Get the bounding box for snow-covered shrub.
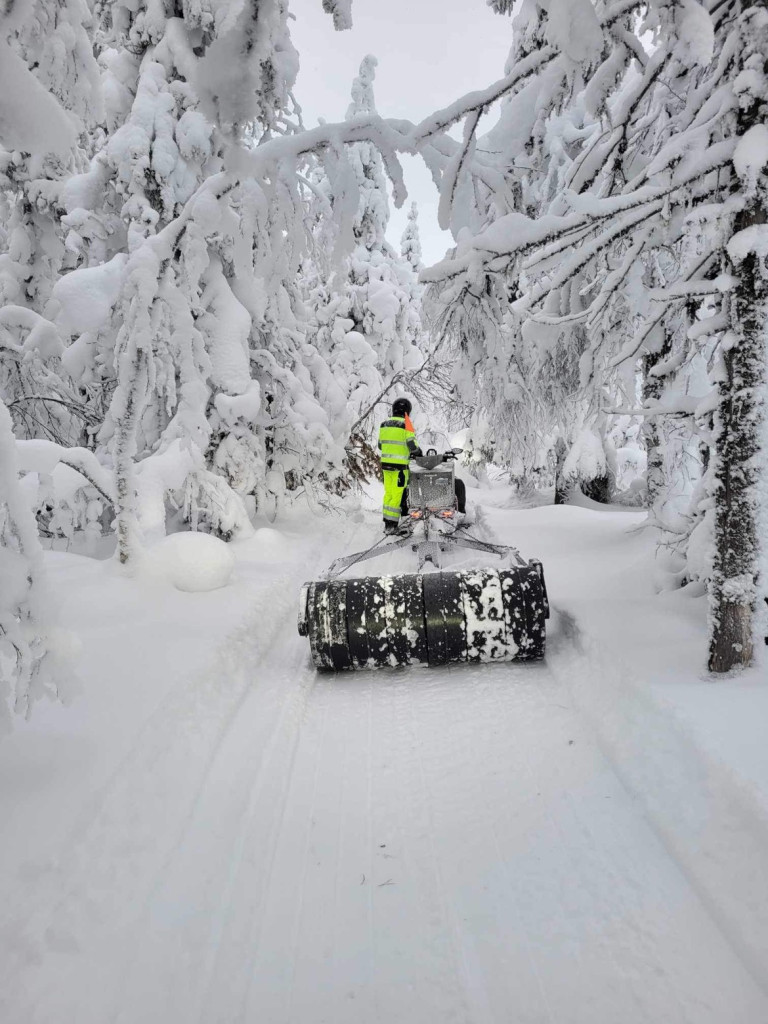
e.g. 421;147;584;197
181;469;253;542
561;427;610;502
0;401;56;728
31;471;107;551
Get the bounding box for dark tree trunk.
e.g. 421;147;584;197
708;201;766;672
581;475;610;504
554;437;570;505
642;327;673;509
114;348;148;565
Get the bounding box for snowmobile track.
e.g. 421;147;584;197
0;526;356;1024
3;517;768;1024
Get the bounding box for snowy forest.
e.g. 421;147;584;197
2;1;768;1021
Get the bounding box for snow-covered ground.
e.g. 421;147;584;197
2;483;768;1023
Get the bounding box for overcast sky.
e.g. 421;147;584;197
290;1;516;267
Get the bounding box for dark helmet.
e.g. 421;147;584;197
392;397;412;417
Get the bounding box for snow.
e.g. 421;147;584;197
0;401;56;726
733;123;768;195
3;1;768;1016
49;255;128;337
562;427;607;482
198;257;253;393
1;491;768;1022
175;109;214;164
675;0;715;68
539;0;603;66
0;37;78;156
0;306;62;359
214;380;262;427
144;531;235;592
134;441;204;542
16;440;114;504
727;223;768;264
322;0;353;31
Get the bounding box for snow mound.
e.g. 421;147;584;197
149;532;235;592
248;527;292;563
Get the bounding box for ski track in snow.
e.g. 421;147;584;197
3;513;768;1023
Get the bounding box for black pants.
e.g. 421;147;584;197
454;477;466;514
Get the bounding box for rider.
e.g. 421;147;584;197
377;400;468;532
378;397;419;533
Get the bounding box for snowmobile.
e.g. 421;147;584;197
298;449;549;671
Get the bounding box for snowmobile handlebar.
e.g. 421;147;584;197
419;447;463;460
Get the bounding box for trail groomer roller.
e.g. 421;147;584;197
298;563;548;671
298;447;549;672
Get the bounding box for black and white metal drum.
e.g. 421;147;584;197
298;563;549;671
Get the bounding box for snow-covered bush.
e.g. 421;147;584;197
0;401;56;728
562;428;608;495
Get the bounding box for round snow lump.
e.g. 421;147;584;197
153;532;235;593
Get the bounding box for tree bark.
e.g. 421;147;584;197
708;204;766;672
554;437;570;505
113;349;148;565
642;327;673;510
581;475;610;504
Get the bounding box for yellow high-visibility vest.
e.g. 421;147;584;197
378;416;418;467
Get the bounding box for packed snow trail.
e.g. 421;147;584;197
3;512;767;1023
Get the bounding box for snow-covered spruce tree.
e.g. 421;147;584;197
53;4;467;557
60;2;292;558
438;0;690;501
53;0;375;559
321;0;353;31
425;0;611;490
423;0;767;670
0;0;102;716
400;201;423;273
302;57;425;480
0;0;101;448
